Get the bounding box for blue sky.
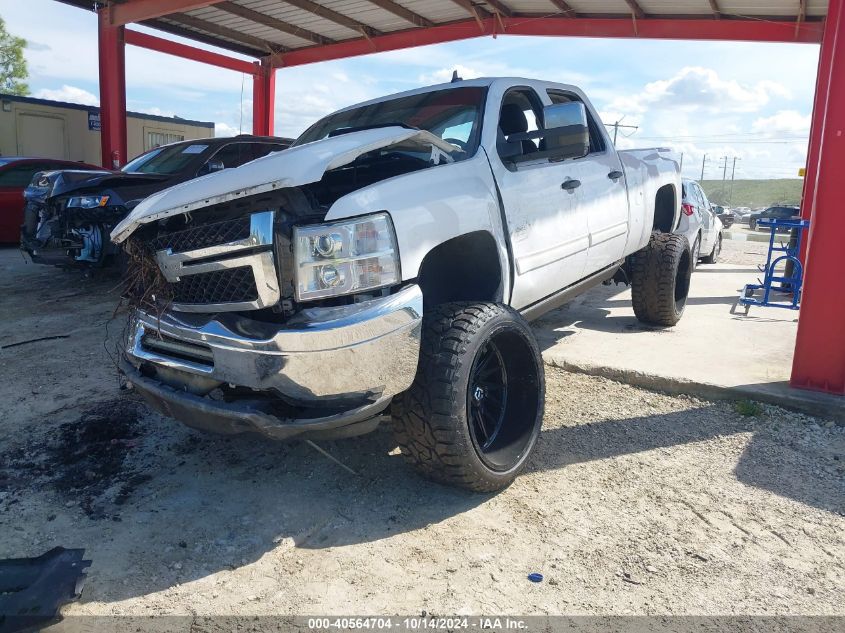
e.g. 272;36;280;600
1;0;820;179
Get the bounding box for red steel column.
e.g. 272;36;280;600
798;23;833;264
791;0;845;395
252;59;275;136
97;9;127;169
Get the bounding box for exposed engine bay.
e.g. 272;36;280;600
121;143;448;320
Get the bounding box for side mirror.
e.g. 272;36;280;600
542;102;590;160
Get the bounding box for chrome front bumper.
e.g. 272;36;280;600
122;285;423;439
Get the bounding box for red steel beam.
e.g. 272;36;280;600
797;13;833;265
98;9;127;168
274;15;821;67
108;0;225;27
125;29;258;75
500;16;823;43
275;18;494;67
252;59;276;136
791;0;845;395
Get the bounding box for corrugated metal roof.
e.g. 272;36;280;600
58;0;827;60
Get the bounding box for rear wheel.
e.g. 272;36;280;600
630;232;692;326
702;233;722;264
391;302;544;492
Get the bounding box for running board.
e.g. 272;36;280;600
519;261;623;322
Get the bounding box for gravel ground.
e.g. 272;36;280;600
716;236;769;266
0;246;842;623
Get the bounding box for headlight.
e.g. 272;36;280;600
67;195;110;209
294;212;399;301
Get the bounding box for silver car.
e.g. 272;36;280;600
678;178;723;265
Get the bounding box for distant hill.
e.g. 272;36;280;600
700;179;803;208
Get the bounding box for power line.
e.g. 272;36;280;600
606;119;638;145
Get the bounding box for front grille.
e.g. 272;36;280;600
141;334;213;366
152;216;251;254
169;266;258;305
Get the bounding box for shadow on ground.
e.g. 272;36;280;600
2;390;841;606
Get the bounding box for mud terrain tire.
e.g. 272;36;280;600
631;232;692;326
391;302;544;492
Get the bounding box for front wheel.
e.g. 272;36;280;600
391;302;544;492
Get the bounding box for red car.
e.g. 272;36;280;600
0;157;101;243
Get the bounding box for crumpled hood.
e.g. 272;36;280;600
111;127;456;244
25;169;168;203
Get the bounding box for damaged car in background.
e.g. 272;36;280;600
20;135;292;268
113;77;688;492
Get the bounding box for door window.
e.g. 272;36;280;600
0;164;49;187
204;142;284;172
497;88;542;163
248;142;288;161
547;90;606;154
694;184;708;210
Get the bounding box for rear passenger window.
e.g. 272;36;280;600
0;164;48;187
249;143;287;161
547;90;605;154
208;143;248;169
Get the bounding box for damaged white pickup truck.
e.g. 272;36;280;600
112;78;688;492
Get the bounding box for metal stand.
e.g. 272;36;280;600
732;218;810;315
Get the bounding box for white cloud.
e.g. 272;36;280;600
273;67;385;138
34;84;99;106
751;110;811;136
214;122;240;137
419;65;484;84
132;106;176;118
608;66;791;115
25;40;50;52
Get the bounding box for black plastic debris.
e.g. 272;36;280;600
0;547;91;633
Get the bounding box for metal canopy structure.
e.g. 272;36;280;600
63;1;827;63
57;0;844;397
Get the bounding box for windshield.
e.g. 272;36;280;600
295;86;487;159
122;142;210;175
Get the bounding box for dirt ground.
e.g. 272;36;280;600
0;243;843;622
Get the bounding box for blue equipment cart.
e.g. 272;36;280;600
732;217;810;315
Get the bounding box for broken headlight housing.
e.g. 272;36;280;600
67;195;110;209
294;212;399;301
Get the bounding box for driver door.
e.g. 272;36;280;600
486;87;590;310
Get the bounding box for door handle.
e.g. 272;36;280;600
608;170;623;180
561;179;581;191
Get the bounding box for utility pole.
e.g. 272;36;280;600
679;152;684;174
609;119;638;145
700;154;708;181
720;156;730;202
728;157;741;206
